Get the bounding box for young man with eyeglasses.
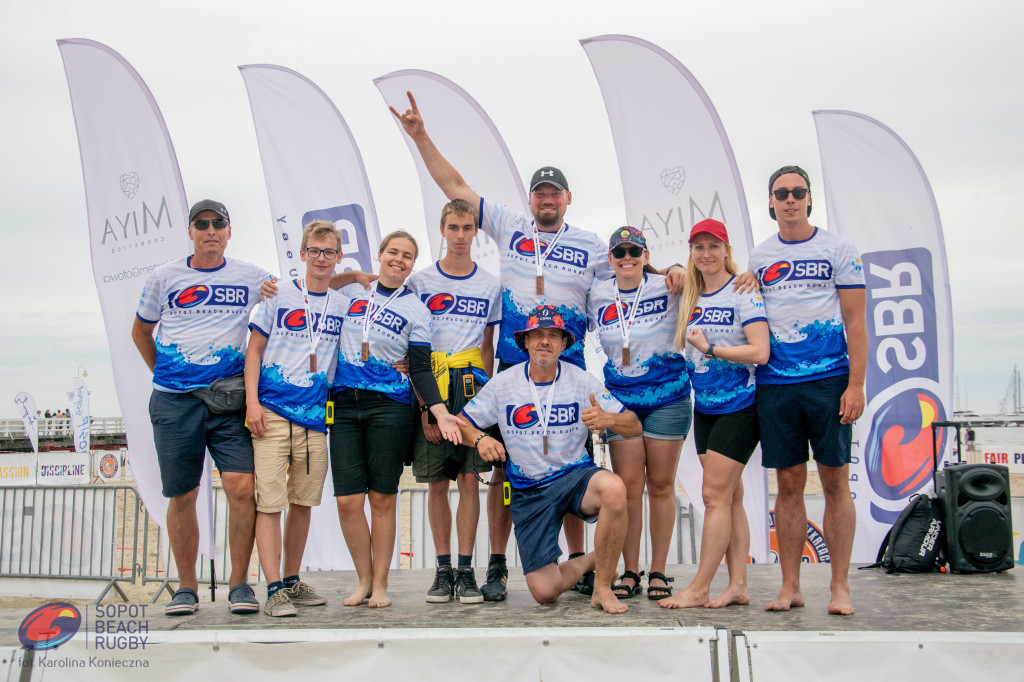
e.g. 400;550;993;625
244;220;348;616
406;199;501;604
748;166;867;616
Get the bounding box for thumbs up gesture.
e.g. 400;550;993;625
582;392;610;432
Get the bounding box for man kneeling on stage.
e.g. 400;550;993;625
457;305;640;613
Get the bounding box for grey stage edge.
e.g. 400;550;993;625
7;563;1016;642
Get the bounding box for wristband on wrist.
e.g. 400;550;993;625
473;432;490;448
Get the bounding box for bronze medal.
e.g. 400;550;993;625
360;341;370;362
536;275;544;295
309;354;317;373
622;347;631;366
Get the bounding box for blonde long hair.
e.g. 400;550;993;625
674;243;738;350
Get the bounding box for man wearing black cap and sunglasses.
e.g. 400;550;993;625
749;166;867;616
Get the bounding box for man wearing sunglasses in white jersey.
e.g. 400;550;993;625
748;167;867;616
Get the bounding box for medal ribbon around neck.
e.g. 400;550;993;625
613;273;647;355
532;223;568;279
301;278;330;371
527;364;559;454
360;284;404;354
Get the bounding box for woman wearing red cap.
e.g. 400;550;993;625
660;219;769;609
586;226;692;600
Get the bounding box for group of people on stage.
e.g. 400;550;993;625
131;91;866;619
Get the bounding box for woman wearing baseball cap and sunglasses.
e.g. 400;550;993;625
586;227;692;600
659;219;769;610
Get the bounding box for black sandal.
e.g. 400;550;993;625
612;570;644;599
647;571;675;600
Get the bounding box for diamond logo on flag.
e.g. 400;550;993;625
660;166;686;194
119;171;140;198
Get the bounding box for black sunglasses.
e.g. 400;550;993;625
192;219;228;230
772;188;809;201
611;245;644;259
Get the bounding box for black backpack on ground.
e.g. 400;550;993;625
862;494;946;573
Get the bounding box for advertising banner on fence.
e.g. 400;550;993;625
814;110;954;562
67;378;90;452
58;39;215;556
240;64;382;279
37;452;91;485
375;69;528;269
14;392;39;452
0;453;35;485
582;34;769;562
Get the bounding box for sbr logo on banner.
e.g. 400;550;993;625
861;247;947;524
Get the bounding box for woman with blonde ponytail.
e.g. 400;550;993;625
661;219;769;610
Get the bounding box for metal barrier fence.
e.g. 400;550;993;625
400;487;698;570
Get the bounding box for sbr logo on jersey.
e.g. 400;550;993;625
375;310;409;335
426;293;456;314
759;260;832;286
169;285;248;309
864;388;946;503
598;297;668;326
346;300;369;317
282;309;308;331
173;285;210;308
424;293;491;318
688;307;734;326
509;232;589;269
506;403;579;428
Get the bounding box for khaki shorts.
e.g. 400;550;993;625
252;408;328;513
412;428;491;483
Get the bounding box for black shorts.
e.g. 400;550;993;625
693;403;759;465
756;374;852;469
329;388;413;496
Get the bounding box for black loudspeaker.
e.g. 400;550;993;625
934;463;1014;573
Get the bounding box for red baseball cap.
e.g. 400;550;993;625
689;218;730;244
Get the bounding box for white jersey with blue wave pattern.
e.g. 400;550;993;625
480;199;614;369
249;280;348;431
462;361;624;489
136;257;271;391
586;274;690;415
749;227;865;384
683;277;767;414
331;283;432;404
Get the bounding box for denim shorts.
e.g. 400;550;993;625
329;388;414;496
510;466;603;574
757;374;852;469
604;395;693;443
149;389;254;498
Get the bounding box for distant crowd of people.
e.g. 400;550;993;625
131;91;866;620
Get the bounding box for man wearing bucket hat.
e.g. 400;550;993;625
455;305;641;613
749;166;866;616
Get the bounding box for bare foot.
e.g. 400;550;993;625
658;585;709;609
367;588;391;608
707;583;749;609
343;582;371;606
827;585;854;615
765;586;805;611
591;587;628;614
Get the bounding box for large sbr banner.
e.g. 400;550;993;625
814;110;954;562
582;34;769;562
375;69;528;272
58;39;216;556
240;64;382;279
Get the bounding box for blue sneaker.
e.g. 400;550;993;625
228;583;260;614
165;587;199;616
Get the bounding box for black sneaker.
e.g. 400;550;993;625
480;561;508;602
455;568;484;604
426;567;455;603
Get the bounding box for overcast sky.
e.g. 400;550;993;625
1;0;1022;417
